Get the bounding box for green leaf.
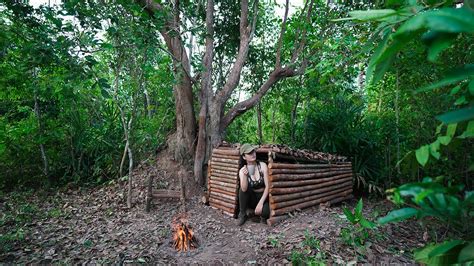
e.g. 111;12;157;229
378;207;418;224
360;217;376;229
342;207;356;224
422;31;457;62
454;96;467;105
446;123;457;138
449;84;462;96
435;123;443;135
366;32;390;85
458;241;474;263
469;80;474;96
348;9;398;21
458;121;474;139
355;198;363;216
395;8;474;36
428;240;464;258
438;136;452;145
429;140;441;159
416;145;430;166
436;106;474;124
417;64;474;93
415;241;465;264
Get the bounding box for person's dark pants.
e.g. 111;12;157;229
238;188;270;219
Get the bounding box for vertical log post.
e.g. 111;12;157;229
145;174;154;212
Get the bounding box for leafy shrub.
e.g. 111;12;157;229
340;199;376;247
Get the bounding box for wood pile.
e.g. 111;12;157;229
207;146;241;217
207;143;353;224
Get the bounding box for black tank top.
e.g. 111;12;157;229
247;162;265;190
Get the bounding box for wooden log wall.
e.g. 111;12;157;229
207;144;354;225
207;147;241;217
267;160;353;221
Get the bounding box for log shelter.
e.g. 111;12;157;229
207;143;353;226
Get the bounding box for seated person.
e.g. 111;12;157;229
237;144;270;226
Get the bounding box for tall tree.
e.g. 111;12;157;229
139;0;315;185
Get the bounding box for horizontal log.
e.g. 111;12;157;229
269;170;352;183
213;148;240;156
209;161;241;169
209;190;237;202
210;202;235;215
211;173;239;180
210;193;237;205
211;168;239;176
331;194;353;205
269;167;351;175
210;175;238;184
271;191;350;216
256;148;274;154
209;197;236;209
211;157;240;164
269;175;352;195
273;153;325;164
153;190;180;198
270;187;352;210
270;180;353;203
212;153;241;160
270;172;352;187
209;180;238;189
211;164;240;172
210;187;237;197
269;162;351;169
266;215;288;226
210;184;238;193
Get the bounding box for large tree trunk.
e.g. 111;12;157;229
194;0;215;185
161;7;196;163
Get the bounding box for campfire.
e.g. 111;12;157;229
172;214;198;252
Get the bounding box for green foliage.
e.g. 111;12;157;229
379;178;473;236
340;199;376;247
348;1;474;264
378;178;474;264
268;234;283;248
289;230;326;266
0;1;175;189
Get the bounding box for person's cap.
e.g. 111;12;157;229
240;143;257;155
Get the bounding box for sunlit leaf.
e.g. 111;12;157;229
416;145;430;166
446;123;457;138
348;9;398;21
378;207;419;224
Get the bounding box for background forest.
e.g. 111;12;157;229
0;0;473;263
1;0;471;192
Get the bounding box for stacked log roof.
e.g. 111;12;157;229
207;143;353;224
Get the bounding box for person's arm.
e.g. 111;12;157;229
255;162;269;215
239;166;248;192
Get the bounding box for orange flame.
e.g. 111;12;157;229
172;215;198;252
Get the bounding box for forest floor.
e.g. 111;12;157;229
0;155;431;264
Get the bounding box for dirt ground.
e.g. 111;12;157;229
0;157;428;264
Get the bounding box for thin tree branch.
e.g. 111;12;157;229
290;0;315;64
221;66;300;129
275;0;289;68
214;0;255;106
249;0;259;41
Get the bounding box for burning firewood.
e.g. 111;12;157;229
171;214;198;252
